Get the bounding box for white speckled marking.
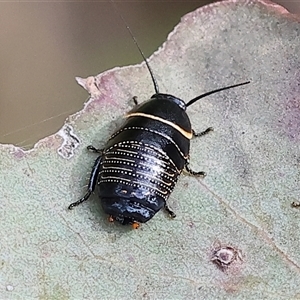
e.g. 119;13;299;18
57;124;80;159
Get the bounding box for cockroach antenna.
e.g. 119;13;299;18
186;81;250;107
109;0;159;95
109;1;249;104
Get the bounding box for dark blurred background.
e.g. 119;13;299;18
0;0;299;149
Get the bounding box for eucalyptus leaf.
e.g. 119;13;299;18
1;0;299;299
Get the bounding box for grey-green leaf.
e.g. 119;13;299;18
1;1;299;299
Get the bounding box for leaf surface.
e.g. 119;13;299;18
1;0;299;298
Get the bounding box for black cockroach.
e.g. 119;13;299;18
68;3;250;229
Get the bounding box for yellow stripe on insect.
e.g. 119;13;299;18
126;112;193;139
